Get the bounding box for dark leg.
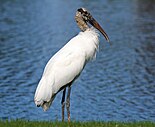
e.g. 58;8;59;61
61;88;66;122
66;86;71;122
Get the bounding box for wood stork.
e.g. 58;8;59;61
34;7;110;122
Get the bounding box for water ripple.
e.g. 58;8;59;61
0;0;155;121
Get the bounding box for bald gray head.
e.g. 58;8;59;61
76;8;93;22
75;7;110;42
75;8;90;32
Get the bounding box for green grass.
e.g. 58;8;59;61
0;120;155;127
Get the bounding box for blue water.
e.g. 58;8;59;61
0;0;155;121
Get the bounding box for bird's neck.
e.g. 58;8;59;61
80;28;100;61
75;13;89;32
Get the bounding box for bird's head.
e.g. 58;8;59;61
75;7;110;43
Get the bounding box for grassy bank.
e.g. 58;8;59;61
0;120;155;127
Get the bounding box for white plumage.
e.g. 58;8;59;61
34;7;109;121
34;28;99;111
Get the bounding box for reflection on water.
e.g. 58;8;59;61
0;0;155;121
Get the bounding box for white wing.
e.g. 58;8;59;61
34;28;99;111
34;36;86;111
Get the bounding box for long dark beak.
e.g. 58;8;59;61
89;17;110;44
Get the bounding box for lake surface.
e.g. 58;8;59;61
0;0;155;121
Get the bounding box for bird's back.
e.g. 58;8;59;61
34;28;99;111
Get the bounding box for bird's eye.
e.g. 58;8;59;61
83;12;91;20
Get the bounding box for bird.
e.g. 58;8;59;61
34;7;110;122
